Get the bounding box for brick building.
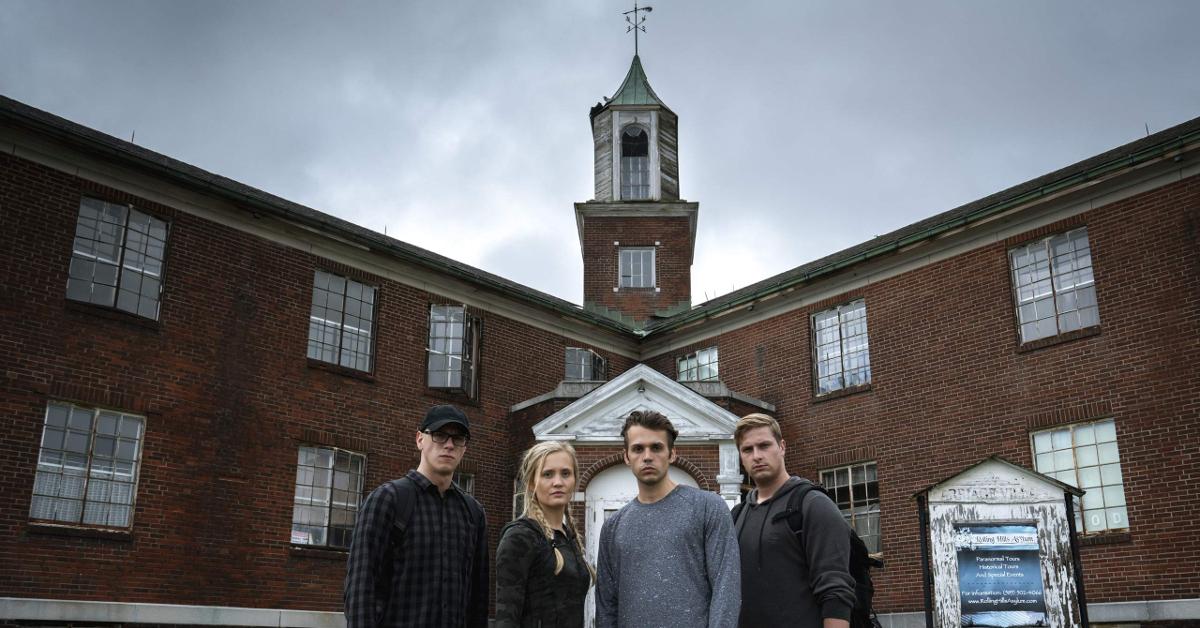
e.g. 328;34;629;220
1;55;1197;627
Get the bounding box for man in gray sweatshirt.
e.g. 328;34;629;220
734;413;856;628
596;410;741;628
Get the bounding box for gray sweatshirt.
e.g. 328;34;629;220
596;485;741;628
735;476;856;628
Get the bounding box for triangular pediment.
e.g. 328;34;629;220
920;456;1084;504
531;364;738;443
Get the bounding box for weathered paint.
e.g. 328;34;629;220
659;112;679;200
924;459;1084;628
592;113;613;200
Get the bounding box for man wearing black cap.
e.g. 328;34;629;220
345;404;488;628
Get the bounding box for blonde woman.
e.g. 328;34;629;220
495;441;593;628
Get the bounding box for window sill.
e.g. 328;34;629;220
26;521;134;542
65;299;161;330
616;287;658;291
425;387;481;408
1077;530;1131;547
812;383;872;404
1016;326;1101;353
289;544;349;560
306;359;376;382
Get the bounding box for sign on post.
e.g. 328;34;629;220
955;525;1047;627
916;457;1087;628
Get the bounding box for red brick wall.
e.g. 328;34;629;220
3;143;1198;618
0;151;629;610
647;174;1200;611
581;215;692;320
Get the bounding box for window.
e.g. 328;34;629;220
565;347;607;381
620;125;650;200
66;197;168;320
427;304;480;397
1010;227;1099;343
619;247;655;288
821;462;881;553
453;471;475;496
512;477;525;520
812;300;871;394
291;446;366;549
677;346;719;382
307;271;377;372
1031;419;1127;534
29;402;145;528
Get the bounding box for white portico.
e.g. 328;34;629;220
531;363;743;506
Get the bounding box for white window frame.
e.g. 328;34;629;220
1031;419;1128;534
453;471;475;496
1009;226;1099;343
427;304;481;398
29;402;145;529
812;300;871;395
512;477;526;520
565;347;607;381
619;247;656;289
820;461;881;554
291;446;366;549
677;346;719;382
66;196;169;320
307;270;377;372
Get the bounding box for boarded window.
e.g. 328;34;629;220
1032;419;1127;533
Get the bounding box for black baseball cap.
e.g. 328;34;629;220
420;405;471;437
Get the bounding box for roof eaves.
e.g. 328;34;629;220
0;94;641;338
646;114;1200;335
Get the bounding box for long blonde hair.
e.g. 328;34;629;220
518;441;595;581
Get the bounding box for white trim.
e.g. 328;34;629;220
0;598;345;628
531;364;738;442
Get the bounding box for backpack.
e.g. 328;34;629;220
388;475;485;541
732;483;883;628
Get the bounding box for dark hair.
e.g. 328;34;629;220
621;410;679;449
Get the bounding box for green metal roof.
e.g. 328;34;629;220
608;55;667;108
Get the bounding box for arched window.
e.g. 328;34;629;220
620;125;650;200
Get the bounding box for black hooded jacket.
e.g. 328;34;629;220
495;517;590;628
735;476;856;627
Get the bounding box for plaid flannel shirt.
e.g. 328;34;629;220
344;469;488;628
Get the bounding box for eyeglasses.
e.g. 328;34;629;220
424;430;469;446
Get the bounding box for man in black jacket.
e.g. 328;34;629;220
733;413;855;628
344;405;488;628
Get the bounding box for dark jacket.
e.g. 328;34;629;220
735;476;856;628
495;517;590;628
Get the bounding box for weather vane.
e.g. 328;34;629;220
624;2;652;56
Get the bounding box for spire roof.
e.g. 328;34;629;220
607;55;669;109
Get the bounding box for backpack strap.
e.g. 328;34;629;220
389;476;417;537
769;483;827;548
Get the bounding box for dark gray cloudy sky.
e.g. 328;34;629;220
3;1;1198;304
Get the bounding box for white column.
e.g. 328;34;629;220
716;440;742;509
